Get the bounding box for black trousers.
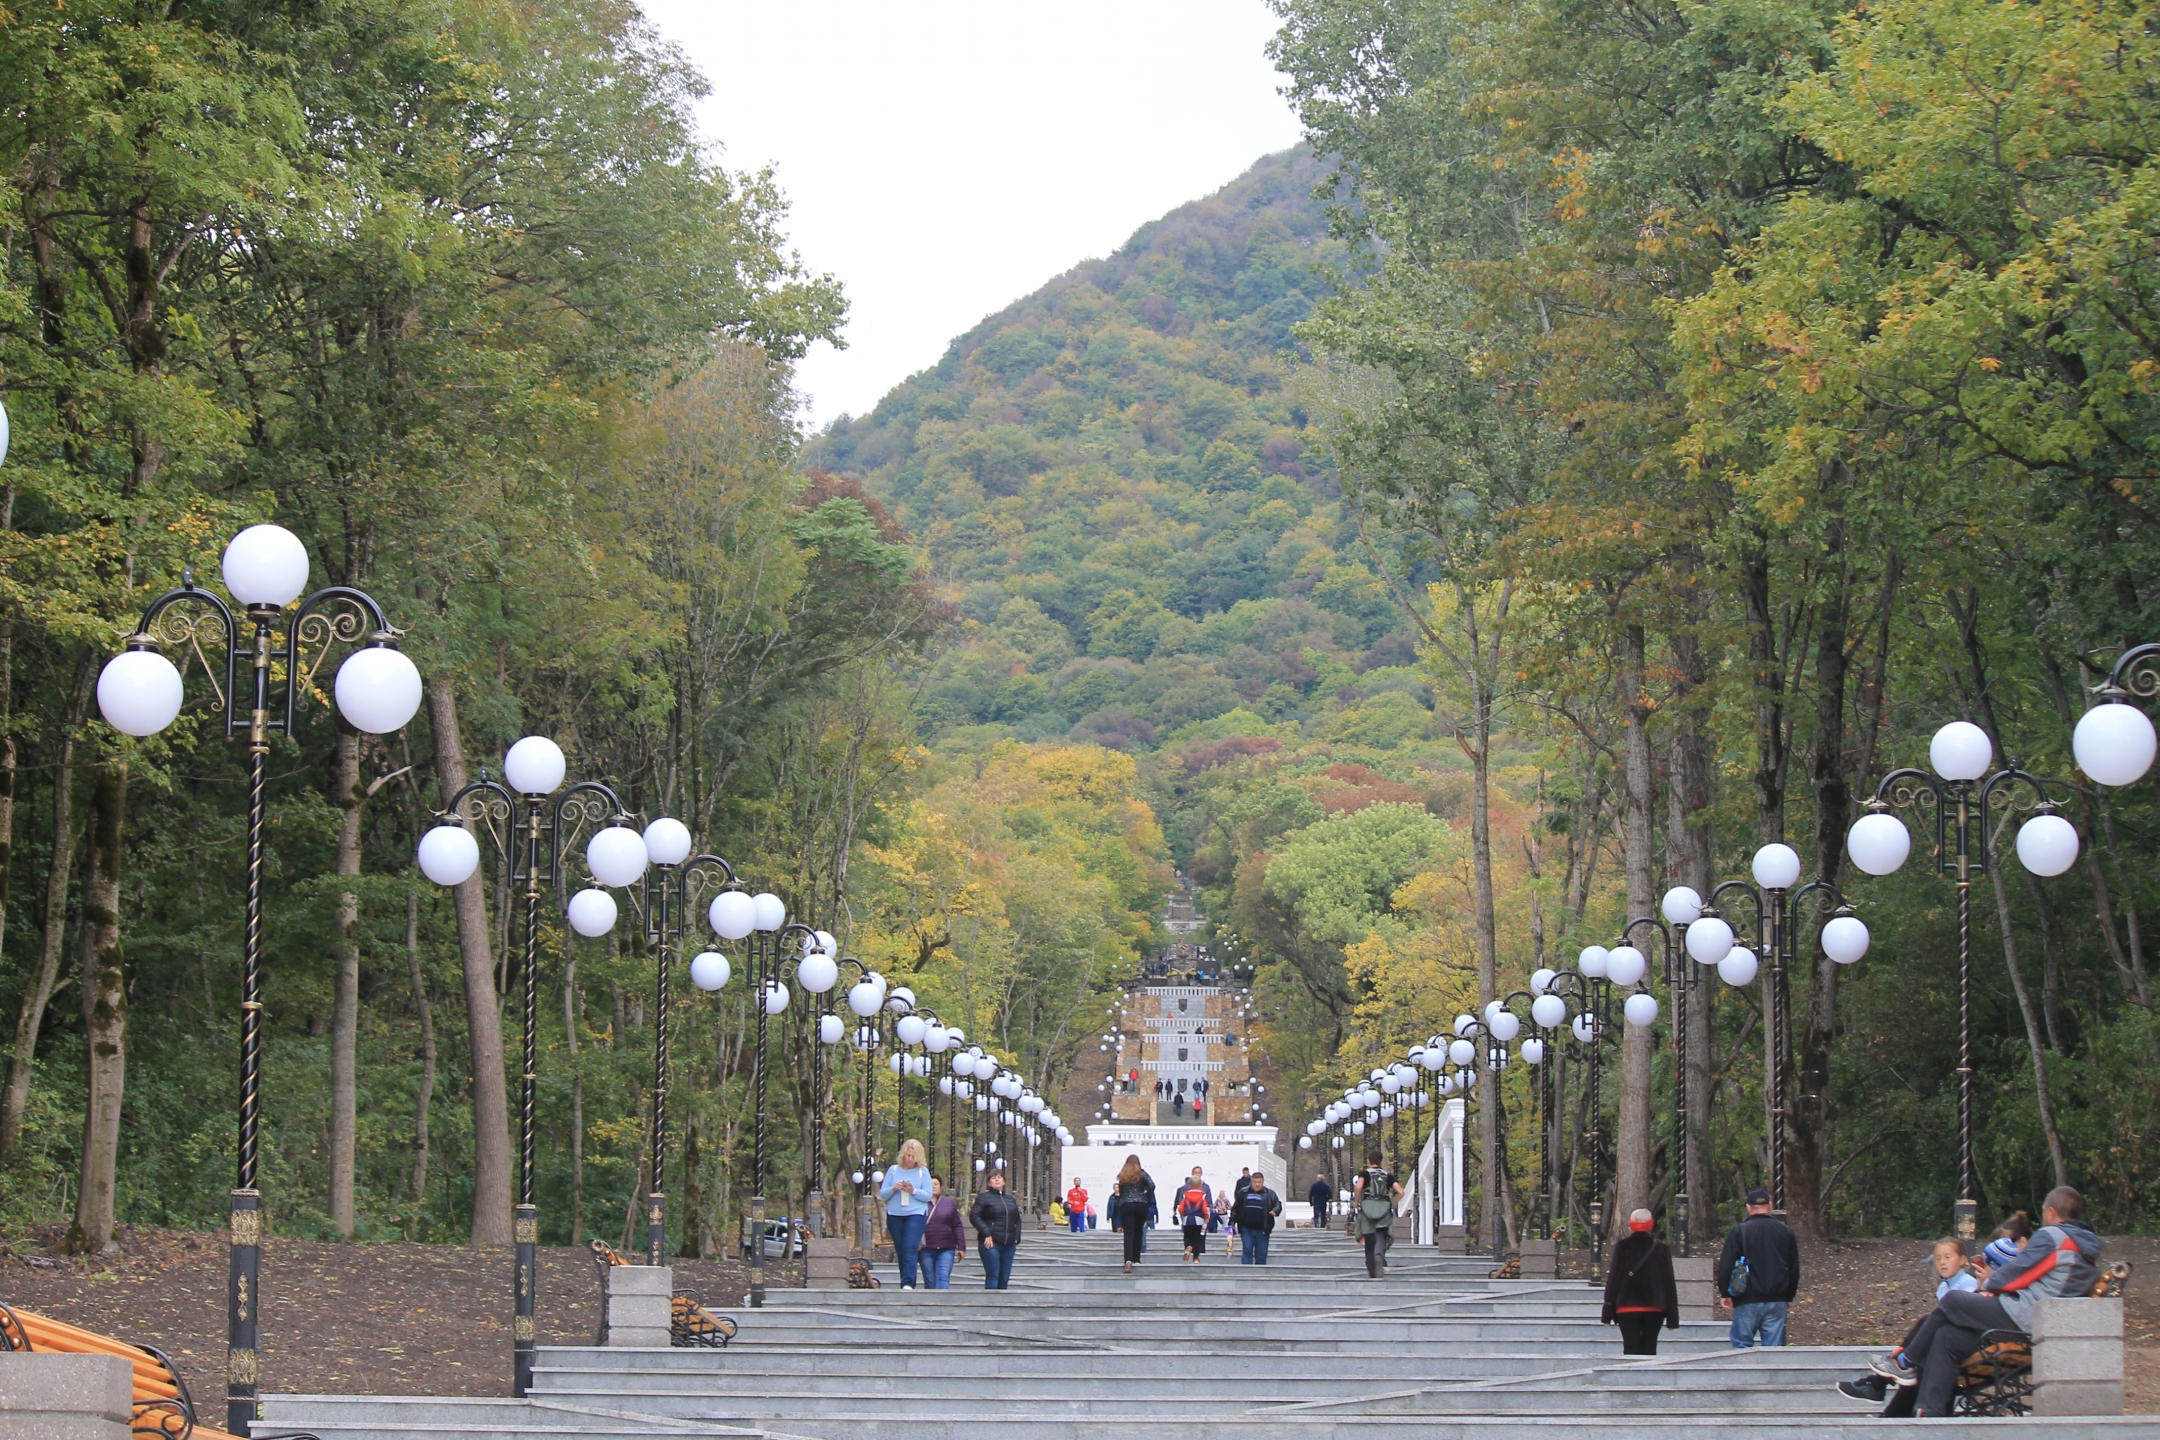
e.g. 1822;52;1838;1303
1911;1290;2014;1417
1616;1313;1663;1355
1364;1226;1392;1276
1183;1222;1206;1256
1119;1203;1149;1263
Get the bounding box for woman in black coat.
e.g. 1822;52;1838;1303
968;1170;1025;1290
1602;1207;1682;1354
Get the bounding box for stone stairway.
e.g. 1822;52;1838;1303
260;1226;2153;1437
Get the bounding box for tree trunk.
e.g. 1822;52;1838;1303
1741;542;1788;845
1667;621;1716;1238
329;723;364;1237
2;695;83;1160
67;760;127;1255
1616;623;1656;1220
406;890;436;1234
1789;512;1850;1242
426;681;513;1245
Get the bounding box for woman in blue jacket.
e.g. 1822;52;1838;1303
879;1138;934;1288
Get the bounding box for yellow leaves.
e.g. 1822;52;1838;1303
1978;356;2003;371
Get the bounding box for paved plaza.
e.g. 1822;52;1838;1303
260;1226;2158;1437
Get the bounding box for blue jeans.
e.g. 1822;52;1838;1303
920;1247;956;1289
1729;1300;1788;1348
1069;1211;1086;1233
1241;1228;1271;1264
981;1239;1016;1288
887;1212;927;1288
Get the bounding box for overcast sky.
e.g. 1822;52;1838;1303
636;0;1306;430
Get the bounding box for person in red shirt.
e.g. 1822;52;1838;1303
1064;1181;1089;1233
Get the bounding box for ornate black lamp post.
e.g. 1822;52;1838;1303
1846;721;2078;1238
98;525;422;1431
1657;855;1866;1228
417;740;638;1396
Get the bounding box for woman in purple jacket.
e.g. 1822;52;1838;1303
919;1177;967;1289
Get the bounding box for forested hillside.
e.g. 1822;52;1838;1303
804;151;1599;1152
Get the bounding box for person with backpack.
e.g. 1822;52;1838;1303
1176;1167;1214;1262
1235;1175;1283;1264
1350;1149;1401;1278
1113;1153;1156;1273
1601;1207;1681;1354
1715;1187;1801;1348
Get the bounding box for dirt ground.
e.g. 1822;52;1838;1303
0;1223;799;1400
1;1225;2151;1411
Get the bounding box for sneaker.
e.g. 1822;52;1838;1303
1868;1353;1917;1386
1839;1376;1888;1404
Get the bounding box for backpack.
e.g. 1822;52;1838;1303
1726;1254;1751;1299
1359;1171;1396;1225
1178;1186;1209;1222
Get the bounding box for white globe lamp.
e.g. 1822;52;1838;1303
1718;947;1759;987
1752;842;1802;890
1531;993;1566;1028
585;826;648;888
1661;886;1702;924
1847;811;1911;876
97;649;185;736
565;888;617;937
2015;814;2080;877
1931;720;1994;781
1605;945;1647;988
709;890;755;940
333;646;423;734
2074;702;2157;787
1623;992;1659;1028
1684;917;1734;965
1578;945;1610;978
503;736;565;796
797;951;839;993
689;951;731;990
1820;916;1869;965
751;892;786;931
642;817;692;866
222;524;311;606
416;825;481;886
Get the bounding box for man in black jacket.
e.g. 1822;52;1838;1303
1715;1188;1799;1348
1236;1179;1282;1264
1308;1175;1334;1229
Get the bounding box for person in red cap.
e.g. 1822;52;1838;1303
1602;1208;1681;1353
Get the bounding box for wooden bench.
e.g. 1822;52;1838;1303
1954;1259;2132;1416
587;1241;737;1348
0;1302;315;1440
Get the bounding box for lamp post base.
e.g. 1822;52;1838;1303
226;1189;262;1434
645;1192;666;1268
748;1194;766;1308
1955;1196;1978;1243
806;1188;824;1239
513;1204;537;1397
